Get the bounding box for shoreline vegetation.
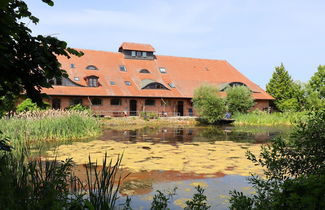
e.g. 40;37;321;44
0;110;102;145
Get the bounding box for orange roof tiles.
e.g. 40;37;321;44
119;42;155;52
42;44;274;100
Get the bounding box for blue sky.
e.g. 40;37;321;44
26;0;325;88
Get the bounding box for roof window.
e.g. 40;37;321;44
110;81;116;85
120;65;127;72
87;76;99;87
142;82;168;90
74;77;80;81
86;65;98;70
125;81;131;86
70;64;75;68
159;67;167;73
139;69;150;73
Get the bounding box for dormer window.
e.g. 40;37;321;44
142;82;168;90
136;51;142;57
159;67;167;73
143;52;147;57
86;65;98;70
131;51;136;57
120;65;127;72
87;76;99;87
139;69;150;74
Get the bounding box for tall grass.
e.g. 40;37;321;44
0;110;102;144
233;111;306;126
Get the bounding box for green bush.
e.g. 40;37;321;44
229;110;325;209
226;86;255;113
66;104;90;111
193;84;226;124
16;98;40;113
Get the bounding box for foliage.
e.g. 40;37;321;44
86;153;124;209
308;65;325;99
233;111;303;125
66;103;90;111
229;110;325;209
266;63;296;111
150;188;176;210
226;85;254;113
140;111;159;120
185;185;211;210
0;110;101;144
0;141;125;210
16;98;40;113
193;84;226;124
0;0;83;108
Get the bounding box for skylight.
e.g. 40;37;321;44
159;67;167;73
120;65;127;72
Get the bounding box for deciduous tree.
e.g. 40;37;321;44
0;0;83;112
226;85;254;113
193;84;226;124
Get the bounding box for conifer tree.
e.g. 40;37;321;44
266;63;296;111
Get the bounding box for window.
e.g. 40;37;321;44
87;76;99;87
143;52;147;57
125;81;131;86
145;99;155;106
131;51;136;56
110;81;116;85
91;98;102;106
70;98;82;106
139;69;150;73
136;51;142;57
111;98;121;106
159;67;167;73
119;65;127;72
142;82;168;90
86;65;98;70
168;83;175;88
70;64;75;68
74;77;80;81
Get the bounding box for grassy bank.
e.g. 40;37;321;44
0;110;102;144
233;111;305;126
103;116;197;130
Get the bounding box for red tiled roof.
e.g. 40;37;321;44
119;42;155;52
42;44;274;100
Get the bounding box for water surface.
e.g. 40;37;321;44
45;125;291;209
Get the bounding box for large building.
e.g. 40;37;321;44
43;42;273;116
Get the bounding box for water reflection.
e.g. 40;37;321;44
100;125;291;144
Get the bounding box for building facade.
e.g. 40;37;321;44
42;42;274;116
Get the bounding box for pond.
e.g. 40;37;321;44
45;125;291;209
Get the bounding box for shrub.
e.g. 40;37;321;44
226;85;254;113
16;98;40;113
193;84;226;124
66;104;90;111
229;110;325;209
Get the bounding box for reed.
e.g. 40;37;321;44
233;111;305;126
0;110;102;145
